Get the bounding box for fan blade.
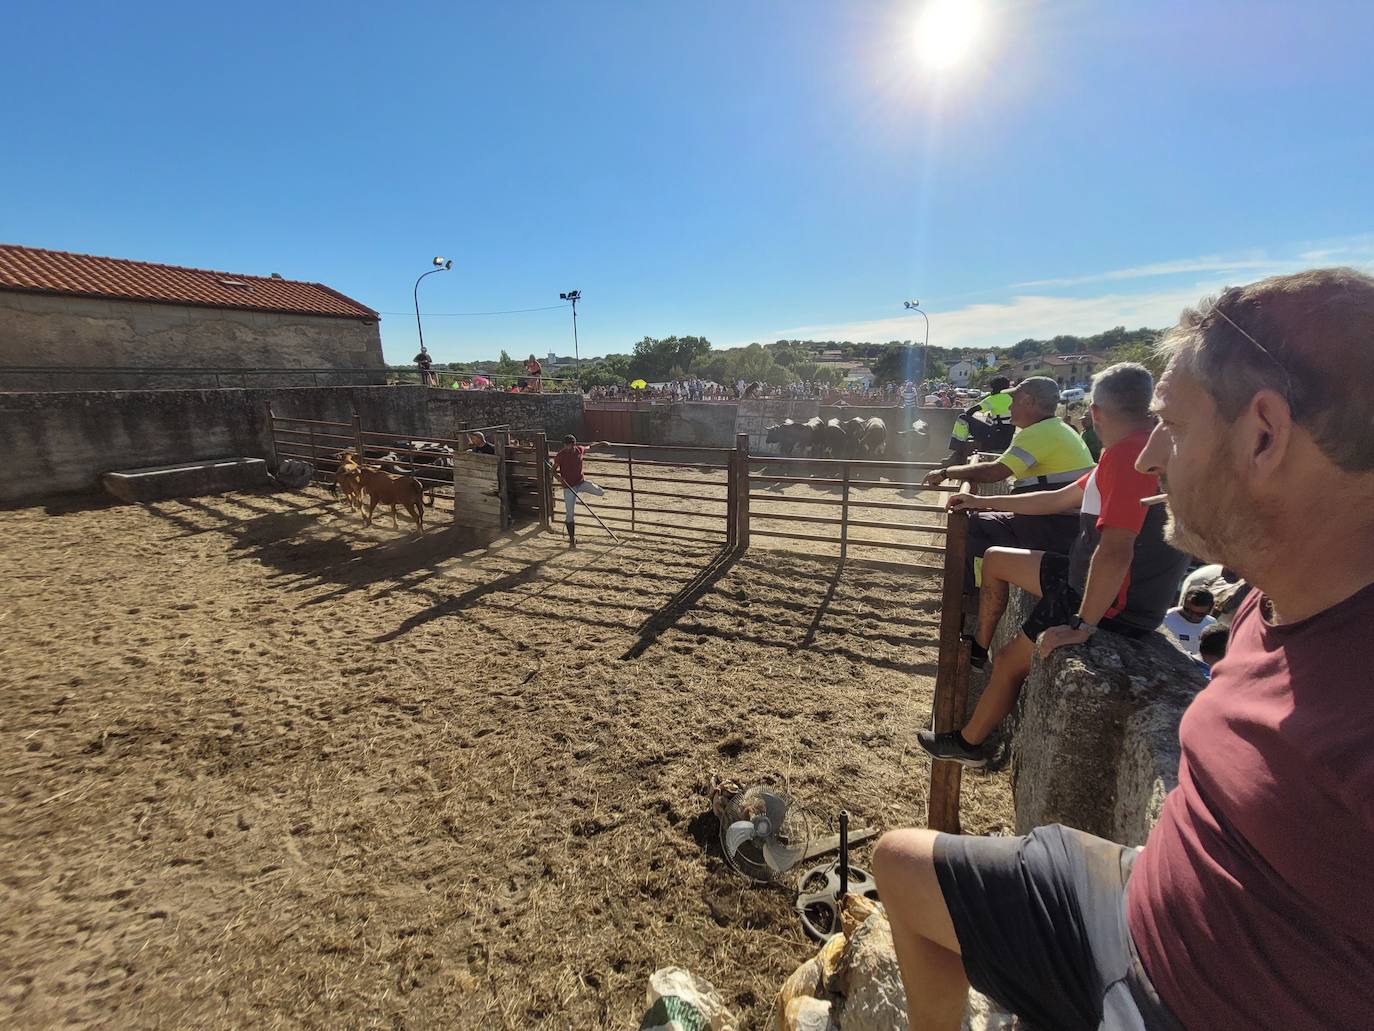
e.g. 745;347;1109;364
762;837;807;875
759;791;790;829
724;820;759;859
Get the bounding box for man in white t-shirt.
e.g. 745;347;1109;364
1162;587;1218;657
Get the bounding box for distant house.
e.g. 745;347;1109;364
948;359;978;386
1014;353;1107;387
0;243;381;390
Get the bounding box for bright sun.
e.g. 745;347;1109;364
914;0;985;72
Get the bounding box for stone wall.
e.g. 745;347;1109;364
988;588;1205;845
0;385;584;506
0;292;384;390
425;390;583;441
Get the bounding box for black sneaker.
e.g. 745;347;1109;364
917;730;989;769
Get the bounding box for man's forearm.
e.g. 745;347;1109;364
977;490;1070;516
943;461;1009;484
1078;542;1134;624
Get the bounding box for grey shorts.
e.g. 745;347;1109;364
934;824;1183;1031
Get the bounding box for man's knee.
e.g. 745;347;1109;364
874;829;961;951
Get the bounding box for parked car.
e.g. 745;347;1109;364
1060;387;1086;403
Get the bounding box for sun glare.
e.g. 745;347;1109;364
914;0;985;72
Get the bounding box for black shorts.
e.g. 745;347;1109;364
934;825;1183;1031
966;512;1081;588
1022;553;1149;643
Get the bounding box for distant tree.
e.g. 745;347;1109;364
579;353;632;389
629;335;712;380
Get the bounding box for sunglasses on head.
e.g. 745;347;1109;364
1204;303;1300;419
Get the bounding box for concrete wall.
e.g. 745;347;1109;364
1;385;588;506
990;588;1205;845
0;292;384;390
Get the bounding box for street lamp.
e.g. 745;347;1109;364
560;290;582;376
413;256;453;359
903;299;930;386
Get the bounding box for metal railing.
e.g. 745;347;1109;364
0;365;580;392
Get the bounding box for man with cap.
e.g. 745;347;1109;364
923;376;1096;590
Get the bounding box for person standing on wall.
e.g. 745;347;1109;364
551;434;608;548
525;354;543;393
414;347;436;387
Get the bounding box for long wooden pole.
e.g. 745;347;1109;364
735;433;751;550
533;432;551;531
927;482;973;833
627;451;636;532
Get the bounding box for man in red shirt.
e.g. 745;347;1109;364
918;362;1186;767
875;268;1374;1029
551;434;608;547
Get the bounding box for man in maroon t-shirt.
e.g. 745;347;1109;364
873;268;1374;1029
551;435;608;547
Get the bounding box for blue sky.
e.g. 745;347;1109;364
5;1;1373;362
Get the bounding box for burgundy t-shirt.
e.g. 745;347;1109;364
552;446;586;487
1127;580;1374;1028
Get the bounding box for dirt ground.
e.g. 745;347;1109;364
0;484;1011;1030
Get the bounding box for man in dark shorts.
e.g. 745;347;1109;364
918;362;1186;767
875;268;1374;1029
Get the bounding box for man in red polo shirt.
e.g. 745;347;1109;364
874;268;1374;1029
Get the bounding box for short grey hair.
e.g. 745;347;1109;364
1089;362;1153;417
1157;267;1374;472
1014;376;1060;416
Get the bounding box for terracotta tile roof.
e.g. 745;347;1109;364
0;243;377;320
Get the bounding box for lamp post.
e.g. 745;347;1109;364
903;299;930;387
413;257;453;361
560;290;582;377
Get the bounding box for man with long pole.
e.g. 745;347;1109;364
550;434;618;547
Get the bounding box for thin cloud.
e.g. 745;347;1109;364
769;283;1228;352
1010;256;1288;290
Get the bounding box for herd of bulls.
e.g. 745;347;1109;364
763;416;933;461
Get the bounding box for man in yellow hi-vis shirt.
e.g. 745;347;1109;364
923;377;1095;587
948;377;1015;460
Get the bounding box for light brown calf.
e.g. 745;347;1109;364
356;464;426;536
333;450;364;514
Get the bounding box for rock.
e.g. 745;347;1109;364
834;908;907;1031
784;996;838;1031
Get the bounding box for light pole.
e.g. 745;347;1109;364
413;256;453;360
903;300;930;386
560;290;582;377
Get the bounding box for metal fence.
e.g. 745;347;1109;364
0;365;580;392
263;413;982;831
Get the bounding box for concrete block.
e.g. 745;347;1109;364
101;457;270;503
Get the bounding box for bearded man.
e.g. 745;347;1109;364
873;267;1374;1030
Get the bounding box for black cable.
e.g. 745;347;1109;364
377;304;568;317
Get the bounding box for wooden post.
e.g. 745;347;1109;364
533;432;551;531
725;446;738;550
839;462;851;563
627;451;637;531
352;412;366;463
265;402;280;469
735;432;751;550
495;431;511;527
926;487;973;833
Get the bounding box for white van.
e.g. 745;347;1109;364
1060;387;1086;404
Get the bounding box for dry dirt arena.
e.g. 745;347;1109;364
1;483;1011;1030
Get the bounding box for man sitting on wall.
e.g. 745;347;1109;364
947;377;1015;459
918;362;1186;767
922;376;1096;590
875;268;1374;1031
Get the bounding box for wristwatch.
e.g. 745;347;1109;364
1069;615;1099;635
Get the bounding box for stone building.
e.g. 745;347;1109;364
1013;352;1107;387
0;243;382;390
